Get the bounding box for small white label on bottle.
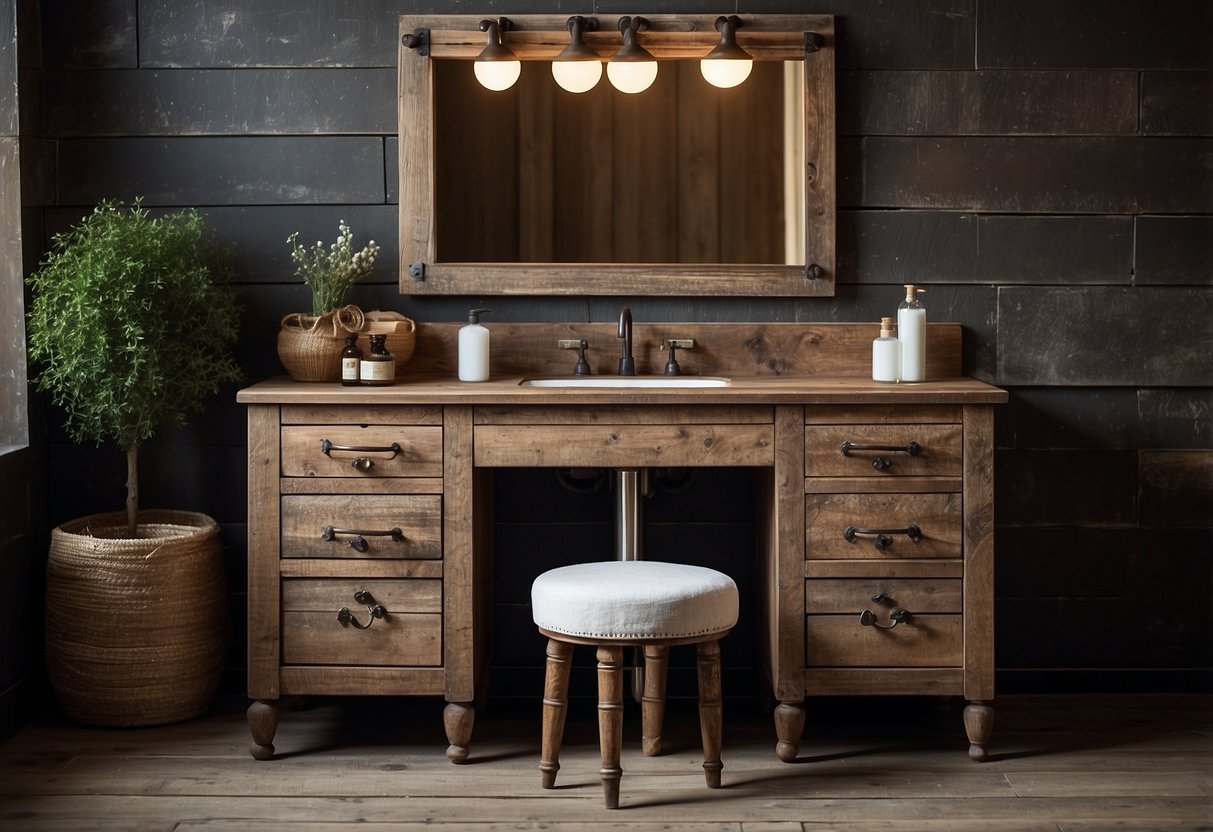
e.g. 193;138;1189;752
342;357;359;381
360;358;395;382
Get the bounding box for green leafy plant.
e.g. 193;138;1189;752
26;199;243;537
287;220;380;315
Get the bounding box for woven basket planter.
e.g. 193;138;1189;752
276;305;365;382
45;510;228;727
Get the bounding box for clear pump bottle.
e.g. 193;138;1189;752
872;317;900;383
897;284;926;382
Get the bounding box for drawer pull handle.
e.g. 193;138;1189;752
337;591;388;629
860;607;912;629
321;526;406;553
843;524;922;550
320;439;402;469
839;441;920;471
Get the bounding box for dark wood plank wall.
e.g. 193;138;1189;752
15;0;1212;709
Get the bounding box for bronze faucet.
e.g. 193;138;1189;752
617;307;635;376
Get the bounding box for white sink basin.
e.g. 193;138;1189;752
521;376;731;389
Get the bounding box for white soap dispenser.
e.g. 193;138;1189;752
872;316;900;383
897;284;926;382
458;308;492;382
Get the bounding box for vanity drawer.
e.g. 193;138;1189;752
806;611;962;667
281;578;442;667
281;426;442;478
806;578;962;614
281;495;442;559
806;492;961;559
806;424;962;478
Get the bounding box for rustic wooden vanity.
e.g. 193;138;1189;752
238;322;1006;764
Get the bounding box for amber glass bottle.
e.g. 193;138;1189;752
341;334;363;386
359;334;395;386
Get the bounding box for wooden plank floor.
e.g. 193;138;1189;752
0;694;1208;831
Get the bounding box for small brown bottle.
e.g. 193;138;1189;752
359;333;395;386
340;334;363;386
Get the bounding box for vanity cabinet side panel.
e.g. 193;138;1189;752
247;404;281;700
963;405;996;701
773;405;806;701
443;405;474;702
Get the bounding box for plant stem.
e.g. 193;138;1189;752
126;447;139;538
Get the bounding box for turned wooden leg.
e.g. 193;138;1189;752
444;701;475;764
247;699;280;761
597;645;625;809
774;700;805;762
964;700;995;762
641;644;669;757
539;638;574;788
696;639;724;789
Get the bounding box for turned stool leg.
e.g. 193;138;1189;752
443;701;475;764
696;639;724;788
539;638;574;788
964;700;995;762
597;645;625;809
641;644;669;757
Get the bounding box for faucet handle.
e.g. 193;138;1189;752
660;339;695;376
558;339;591;375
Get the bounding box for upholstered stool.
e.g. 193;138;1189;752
531;561;739;809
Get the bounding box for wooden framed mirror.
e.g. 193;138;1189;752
398;14;835;297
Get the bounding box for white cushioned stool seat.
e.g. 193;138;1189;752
531;561;738;641
532;560;738;807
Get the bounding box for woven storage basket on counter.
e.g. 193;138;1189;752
357;310;416;367
45;510;228;727
276;305;365;382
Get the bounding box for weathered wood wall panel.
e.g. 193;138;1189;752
977;0;1213;70
1134;217;1213;285
839;71;1138;136
842;137;1213;213
16;0;1213;706
1141;72;1213;136
997;287;1213;386
44;69;397;136
57;136;387;205
40;0;134;68
138;0;402;68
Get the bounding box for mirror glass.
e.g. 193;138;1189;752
433;59;805;266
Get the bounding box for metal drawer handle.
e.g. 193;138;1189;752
320;439;402;470
859;607;912;629
321;525;406;553
337;590;387;629
843;524;921;550
839;441;920;471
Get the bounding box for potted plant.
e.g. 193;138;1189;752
26;199;242;727
276;220;380;381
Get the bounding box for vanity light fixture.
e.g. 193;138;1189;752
700;15;753;89
552;16;602;94
473;17;521;92
607;16;658;94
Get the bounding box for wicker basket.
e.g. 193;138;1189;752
357;311;416;367
45;510;228;727
277;305;365;382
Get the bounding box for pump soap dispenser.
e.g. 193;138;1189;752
458;308;492;382
897;285;926;382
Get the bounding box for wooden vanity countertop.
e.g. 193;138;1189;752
237;375;1007;405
